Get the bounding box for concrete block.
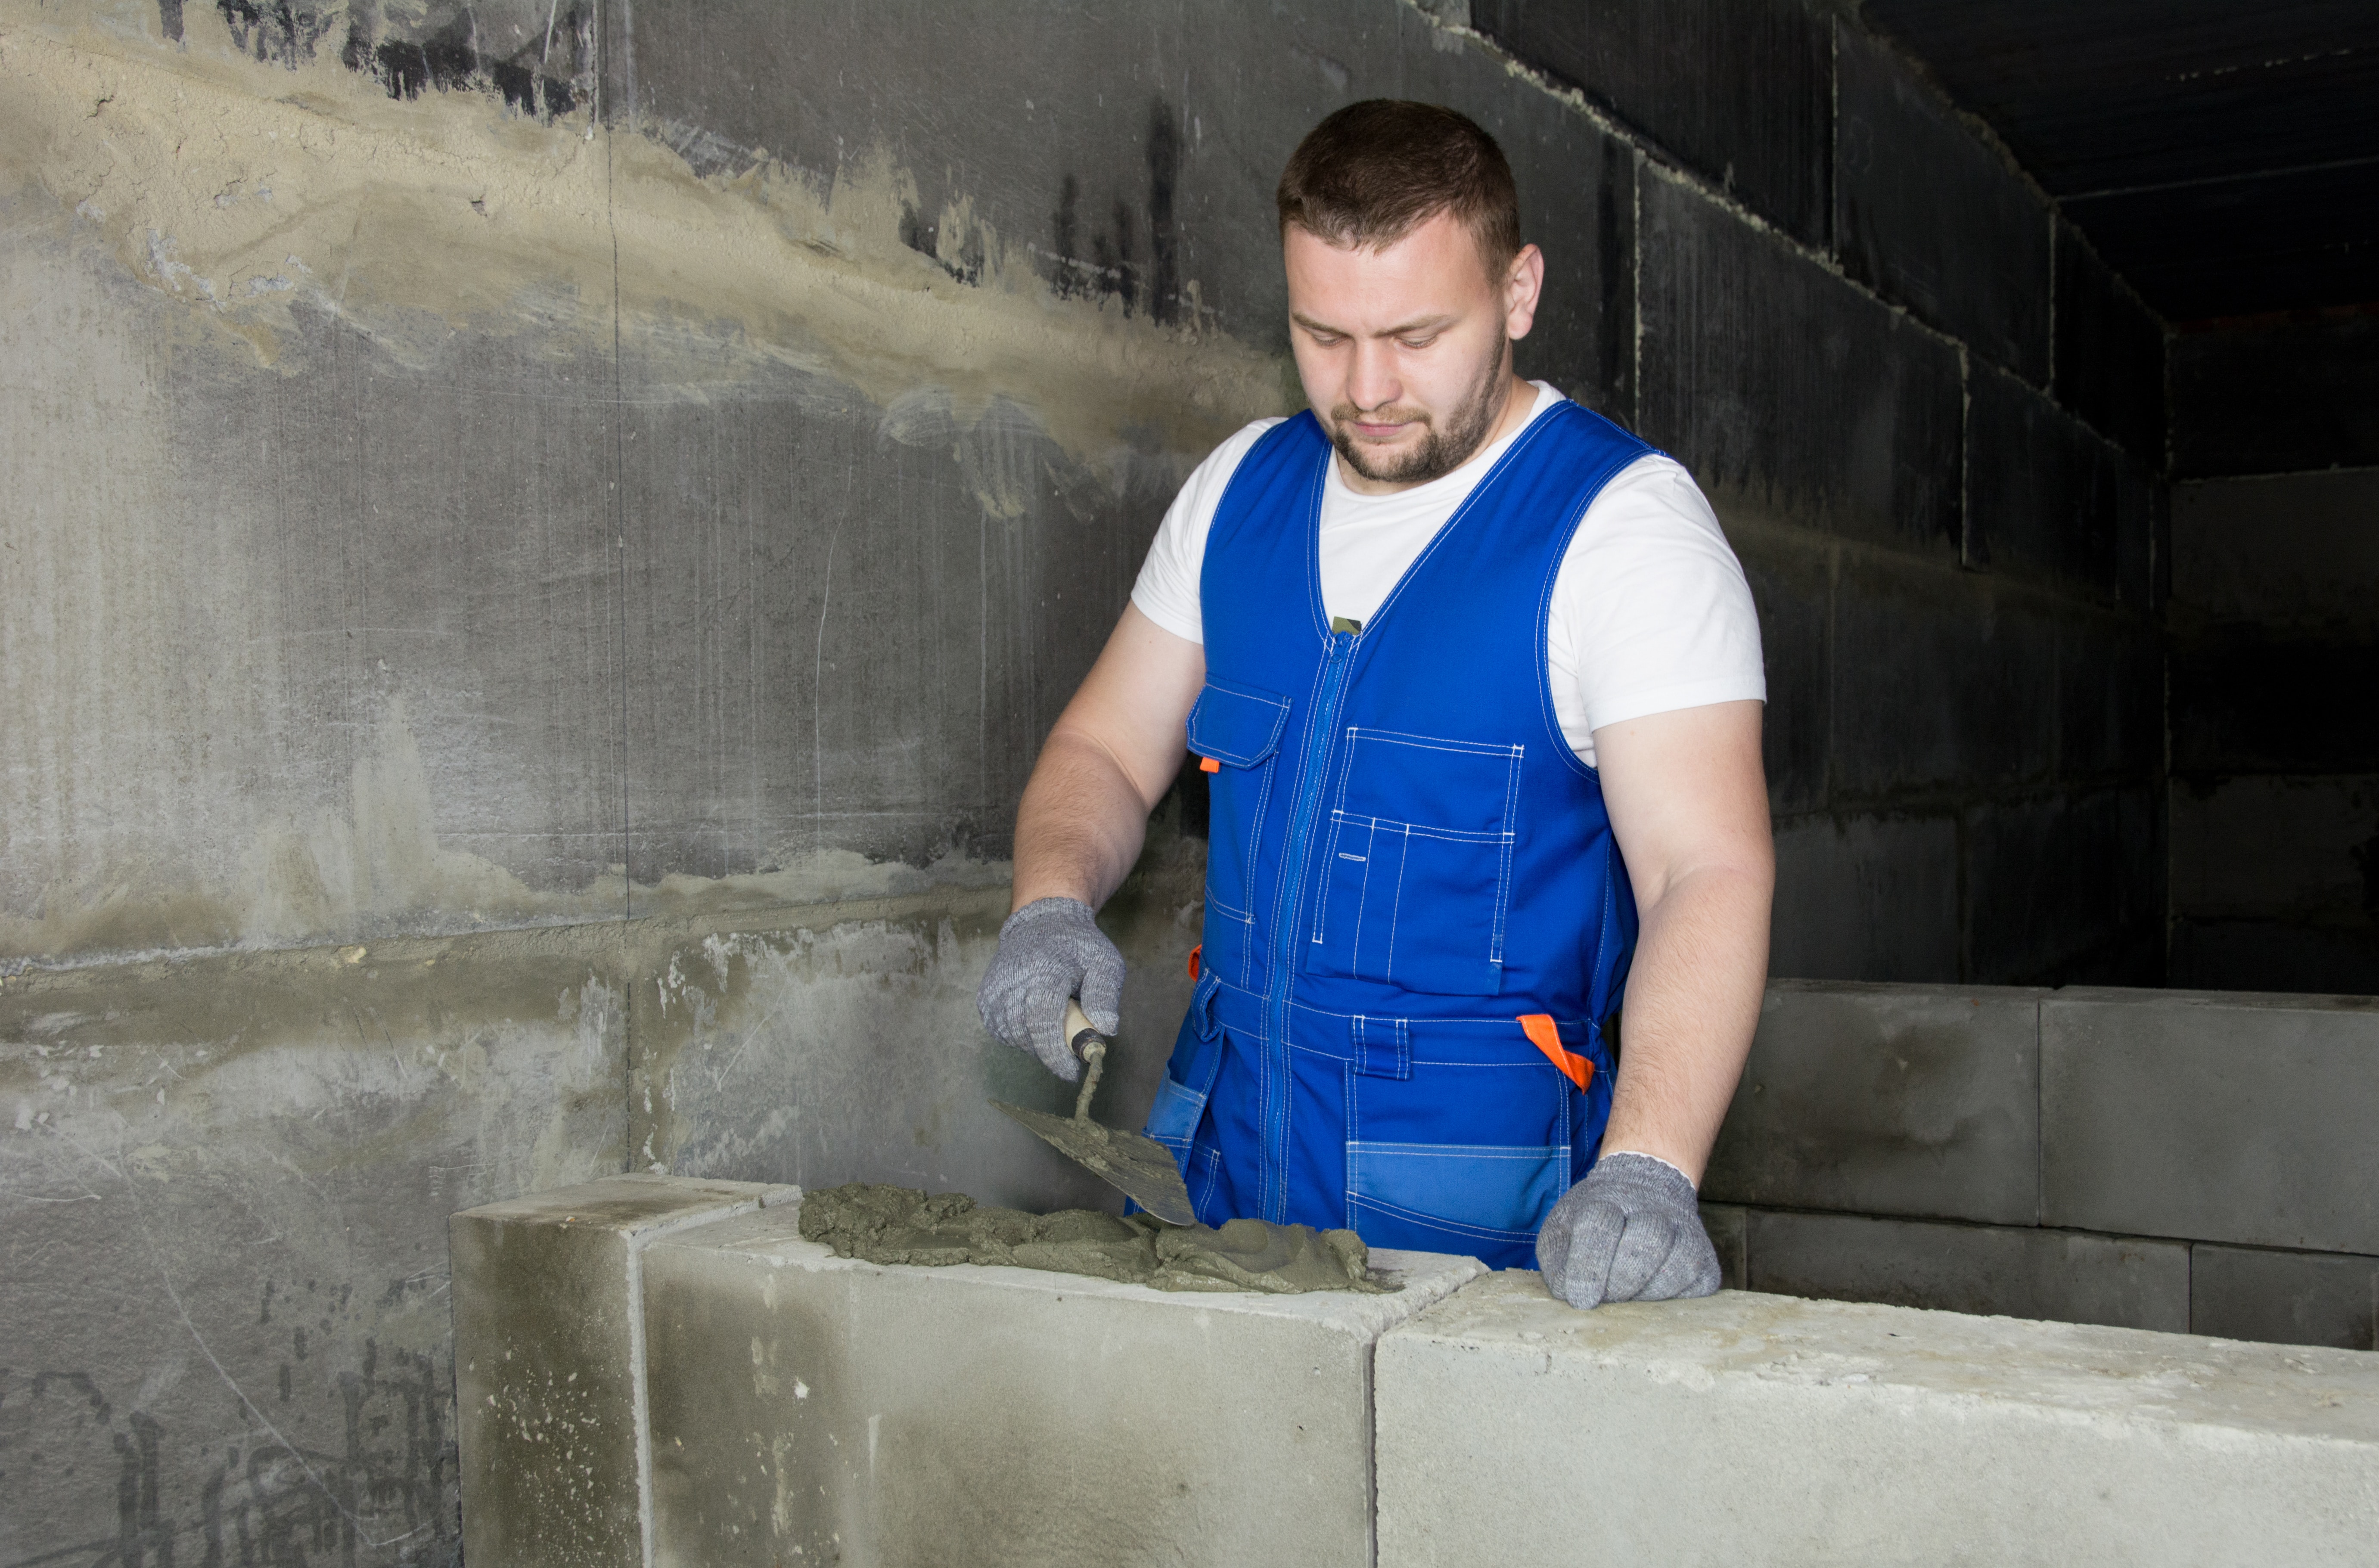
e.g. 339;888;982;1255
2171;313;2379;478
639;1202;1484;1568
2171;468;2379;629
2051;220;2166;461
1769;814;1960;984
1479;84;1640;422
1746;1211;2189;1332
2169;774;2379;922
2193;1244;2379;1353
2169;919;2379;1001
2113;456;2159;612
1963;789;2130;986
1375;1273;2379;1566
1640;172;1963;559
1963;362;2119;598
1704;981;2042;1223
1699;1202;1748;1292
2056;615;2161;783
450;1174;795;1568
2170;630;2379;775
1472;0;1832;245
1829;554;2056;796
2043;988;2379;1253
1733;535;1830;816
1835;26;2051;381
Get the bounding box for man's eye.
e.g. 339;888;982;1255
1309;331;1345;346
1399;336;1438;350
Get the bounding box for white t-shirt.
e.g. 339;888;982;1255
1130;383;1765;769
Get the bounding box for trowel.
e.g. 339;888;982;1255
993;1000;1198;1226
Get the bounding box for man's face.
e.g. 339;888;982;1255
1284;211;1541;494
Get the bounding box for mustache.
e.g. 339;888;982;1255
1330;404;1433;430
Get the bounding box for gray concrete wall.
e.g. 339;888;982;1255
3;0;2180;1560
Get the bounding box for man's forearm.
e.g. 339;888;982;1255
1009;730;1163;911
1598;861;1772;1184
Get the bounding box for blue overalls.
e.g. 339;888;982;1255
1142;402;1655;1270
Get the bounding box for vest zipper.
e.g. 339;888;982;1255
1259;624;1359;1221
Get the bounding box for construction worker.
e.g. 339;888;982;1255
978;100;1772;1309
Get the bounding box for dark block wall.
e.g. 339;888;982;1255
2168;310;2379;996
1489;3;2171;987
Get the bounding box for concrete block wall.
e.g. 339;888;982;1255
1473;0;2171;985
451;1177;2379;1567
2165;343;2379;991
1701;980;2379;1351
1377;1274;2379;1568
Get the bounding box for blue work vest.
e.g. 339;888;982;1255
1143;401;1658;1269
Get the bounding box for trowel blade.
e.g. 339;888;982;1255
991;1099;1198;1226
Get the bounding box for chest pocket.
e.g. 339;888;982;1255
1186;680;1291;991
1305;728;1523;996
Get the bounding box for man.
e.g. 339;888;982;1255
978;101;1773;1309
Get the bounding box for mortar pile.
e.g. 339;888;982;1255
798;1182;1388;1294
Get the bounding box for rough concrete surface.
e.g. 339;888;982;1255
639;1200;1485;1568
1746;1210;2190;1333
2170;312;2379;478
451;1174;795;1568
1702;981;2043;1224
2192;1244;2379;1354
1767;814;1961;982
2171;468;2379;628
1375;1273;2379;1567
2043;988;2379;1253
1640;170;1964;560
630;838;1202;1214
1834;22;2051;380
1473;0;1834;246
1964;362;2118;596
0;929;629;1565
2050;218;2165;462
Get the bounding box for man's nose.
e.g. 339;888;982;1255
1346;339;1403;413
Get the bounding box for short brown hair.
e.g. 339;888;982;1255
1276;100;1522;276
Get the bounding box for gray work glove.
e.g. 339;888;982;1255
975;896;1126;1082
1535;1152;1721;1310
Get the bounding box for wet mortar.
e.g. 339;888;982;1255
798;1183;1388;1294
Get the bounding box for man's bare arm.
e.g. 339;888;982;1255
1010;604;1207;911
1591;700;1774;1184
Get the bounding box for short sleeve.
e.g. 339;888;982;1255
1130;418;1286;646
1548;456;1766;759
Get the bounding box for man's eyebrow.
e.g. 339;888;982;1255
1289;310;1460;337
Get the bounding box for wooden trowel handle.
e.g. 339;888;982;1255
1062;998;1111;1071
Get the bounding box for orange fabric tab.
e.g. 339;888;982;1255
1199;756;1221;773
1518;1014;1594;1091
1187;943;1202;981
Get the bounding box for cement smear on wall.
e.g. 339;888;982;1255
798;1182;1387;1294
0;2;1281;967
0;3;1282;459
0;922;630;1562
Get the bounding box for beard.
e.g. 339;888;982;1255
1327;345;1509;487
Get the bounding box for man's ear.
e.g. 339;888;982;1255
1504;242;1546;342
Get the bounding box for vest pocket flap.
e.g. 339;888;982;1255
1187;679;1292;767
